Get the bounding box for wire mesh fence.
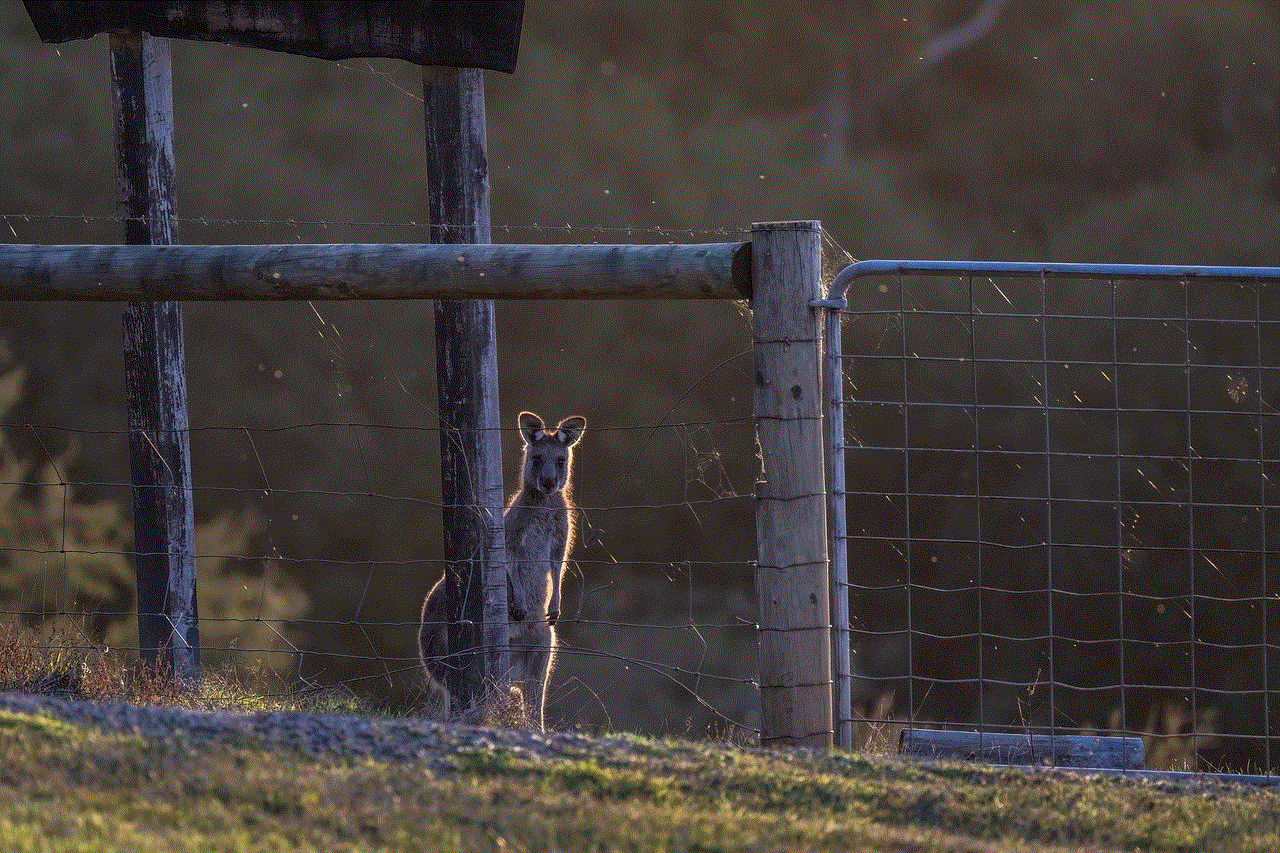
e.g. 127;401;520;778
0;276;763;739
0;417;763;735
827;261;1280;774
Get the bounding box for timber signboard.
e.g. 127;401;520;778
23;1;524;72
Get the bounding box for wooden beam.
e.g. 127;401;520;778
0;242;751;301
899;729;1145;770
750;221;832;749
109;30;199;682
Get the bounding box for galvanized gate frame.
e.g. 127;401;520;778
815;260;1280;753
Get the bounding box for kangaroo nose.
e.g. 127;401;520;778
539;477;556;493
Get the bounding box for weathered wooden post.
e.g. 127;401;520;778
423;65;510;713
109;31;200;681
750;221;833;748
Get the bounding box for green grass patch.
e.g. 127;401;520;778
1;709;1277;853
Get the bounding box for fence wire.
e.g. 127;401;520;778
0;341;760;741
0;213;767;738
825;261;1280;774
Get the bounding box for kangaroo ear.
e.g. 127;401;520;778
555;416;586;447
518;412;544;445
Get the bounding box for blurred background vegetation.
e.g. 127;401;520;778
0;0;1277;766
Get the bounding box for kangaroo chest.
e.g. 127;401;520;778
506;500;567;569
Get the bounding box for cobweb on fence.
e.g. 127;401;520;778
0;216;763;742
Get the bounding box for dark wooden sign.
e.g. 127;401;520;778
23;1;524;71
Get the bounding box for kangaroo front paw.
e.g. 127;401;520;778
510;606;527;623
546;610;560;627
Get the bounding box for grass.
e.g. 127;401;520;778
1;707;1278;852
2;627;1278;852
0;625;377;717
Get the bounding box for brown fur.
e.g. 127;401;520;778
420;411;585;730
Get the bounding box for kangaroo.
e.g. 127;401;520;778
420;411;585;730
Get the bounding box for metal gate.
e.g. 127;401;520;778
819;260;1280;775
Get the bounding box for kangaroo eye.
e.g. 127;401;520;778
531;455;543;466
556;459;566;469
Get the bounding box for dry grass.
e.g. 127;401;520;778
0;625;123;701
0;625;371;716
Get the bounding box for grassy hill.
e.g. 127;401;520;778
1;701;1278;853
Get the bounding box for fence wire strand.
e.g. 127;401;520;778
1;474;761;737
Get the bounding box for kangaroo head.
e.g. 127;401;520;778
519;411;586;496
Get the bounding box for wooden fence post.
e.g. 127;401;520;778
423;65;509;713
109;31;199;681
750;221;833;748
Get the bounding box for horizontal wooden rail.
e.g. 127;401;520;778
0;242;751;301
